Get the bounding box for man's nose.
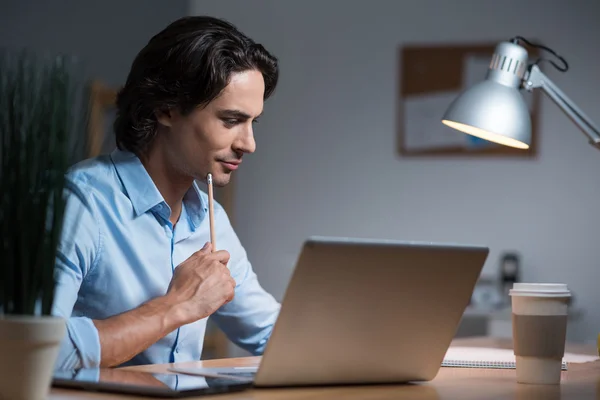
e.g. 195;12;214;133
234;126;256;154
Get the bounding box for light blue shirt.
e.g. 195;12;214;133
52;149;280;370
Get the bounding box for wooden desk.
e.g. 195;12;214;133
50;337;600;399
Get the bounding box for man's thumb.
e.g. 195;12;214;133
200;242;212;252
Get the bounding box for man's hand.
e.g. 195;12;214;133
166;242;236;325
93;242;235;367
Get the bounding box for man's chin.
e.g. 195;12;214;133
211;172;232;187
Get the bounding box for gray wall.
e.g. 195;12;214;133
0;0;188;87
190;0;600;345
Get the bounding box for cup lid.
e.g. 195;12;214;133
509;283;570;297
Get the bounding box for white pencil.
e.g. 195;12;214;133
207;173;216;251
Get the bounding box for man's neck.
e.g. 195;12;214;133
139;144;193;227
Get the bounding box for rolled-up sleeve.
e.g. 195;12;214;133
52;179;102;370
210;209;281;356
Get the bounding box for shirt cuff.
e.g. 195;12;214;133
66;316;101;368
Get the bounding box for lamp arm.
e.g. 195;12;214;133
524;65;600;148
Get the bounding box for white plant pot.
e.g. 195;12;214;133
0;315;66;400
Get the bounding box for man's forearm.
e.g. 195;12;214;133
93;295;184;367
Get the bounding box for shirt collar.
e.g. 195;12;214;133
186;181;207;230
110;149;206;229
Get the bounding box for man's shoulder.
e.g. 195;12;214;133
65;154;117;196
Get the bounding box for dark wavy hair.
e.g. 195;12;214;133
113;16;279;155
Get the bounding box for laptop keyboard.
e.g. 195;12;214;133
222;371;256;378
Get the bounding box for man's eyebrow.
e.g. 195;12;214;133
217;109;262;119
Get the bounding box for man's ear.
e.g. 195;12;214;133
155;108;173;127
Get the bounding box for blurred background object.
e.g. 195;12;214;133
499;251;520;304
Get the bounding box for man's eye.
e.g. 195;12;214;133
223;119;238;126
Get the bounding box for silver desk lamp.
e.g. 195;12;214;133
442;37;600;150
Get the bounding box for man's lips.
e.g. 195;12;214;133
219;160;241;170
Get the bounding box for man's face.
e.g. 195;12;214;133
157;69;265;187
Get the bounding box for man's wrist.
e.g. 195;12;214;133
147;295;188;332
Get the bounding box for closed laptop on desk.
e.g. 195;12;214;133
172;236;489;386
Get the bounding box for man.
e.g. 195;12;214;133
52;16;281;370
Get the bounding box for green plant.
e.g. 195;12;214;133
0;49;89;316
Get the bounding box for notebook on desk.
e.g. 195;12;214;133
442;346;598;370
442;347;567;370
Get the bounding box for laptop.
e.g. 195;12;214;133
171;236;489;387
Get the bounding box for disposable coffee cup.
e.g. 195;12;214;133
509;283;570;385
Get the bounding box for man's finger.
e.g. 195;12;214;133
210;249;230;264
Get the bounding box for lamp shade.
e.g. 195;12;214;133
442;41;533;149
441;80;531;149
